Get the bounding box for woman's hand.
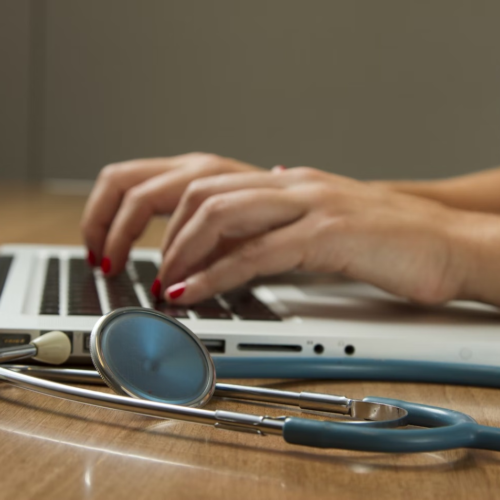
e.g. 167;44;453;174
157;167;491;306
80;153;261;273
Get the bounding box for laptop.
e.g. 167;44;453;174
1;244;499;374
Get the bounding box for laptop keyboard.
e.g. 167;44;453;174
39;257;281;321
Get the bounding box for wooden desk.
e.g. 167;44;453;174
1;185;500;500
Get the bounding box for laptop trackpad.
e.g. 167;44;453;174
267;274;500;324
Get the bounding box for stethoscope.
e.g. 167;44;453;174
0;307;499;454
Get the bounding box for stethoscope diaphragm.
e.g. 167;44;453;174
90;308;216;407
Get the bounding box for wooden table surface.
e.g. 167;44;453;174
1;184;500;500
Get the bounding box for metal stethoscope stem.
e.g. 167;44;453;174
0;345;37;363
0;365;407;436
0;366;283;435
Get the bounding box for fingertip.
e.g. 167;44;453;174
272;165;286;173
87;249;97;267
150;278;161;299
101;256;111;274
166;281;186;301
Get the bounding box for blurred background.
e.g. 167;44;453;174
2;0;500;187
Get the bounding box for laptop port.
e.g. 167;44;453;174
314;344;324;354
344;344;355;355
83;332;91;353
0;333;31;348
202;339;226;354
237;343;302;353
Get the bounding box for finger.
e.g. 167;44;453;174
161;170;290;254
100;167;213;274
164;220;307;304
81;159;177;263
158;188;306;290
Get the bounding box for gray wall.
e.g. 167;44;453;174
0;1;31;180
2;1;500;183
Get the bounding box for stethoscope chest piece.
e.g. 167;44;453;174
90;308;216;407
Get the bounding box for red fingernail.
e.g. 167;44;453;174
167;282;186;300
101;256;111;274
150;278;161;298
87;249;96;267
272;165;286;172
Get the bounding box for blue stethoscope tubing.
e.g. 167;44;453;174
284;396;500;453
214;357;500;388
215;358;500;452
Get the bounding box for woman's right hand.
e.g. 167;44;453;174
157;166;492;307
80;152;262;274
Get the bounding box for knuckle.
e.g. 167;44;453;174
199;195;230;222
298;183;335;204
122;186;146;208
314;215;349;236
313;184;337;201
292;166;322;181
192;153;227;174
237;238;266;265
98;163;123;182
183;178;212;207
197;268;218;295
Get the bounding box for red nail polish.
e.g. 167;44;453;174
272;165;286;172
87;250;96;267
101;256;111;274
167;282;186;300
150;278;161;298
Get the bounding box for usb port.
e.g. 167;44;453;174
202;339;225;354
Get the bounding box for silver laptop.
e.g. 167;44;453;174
1;244;499;372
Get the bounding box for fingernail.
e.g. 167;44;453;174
166;282;186;300
101;256;111;274
272;165;286;173
87;249;96;267
150;278;161;299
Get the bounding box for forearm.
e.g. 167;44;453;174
372;166;500;214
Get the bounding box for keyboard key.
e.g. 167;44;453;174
105;273;141;309
0;255;13;300
191;298;232;320
40;258;60;315
154;300;189;318
222;288;281;321
68;259;102;316
134;260;158;285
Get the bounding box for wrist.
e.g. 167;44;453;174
451;212;500;308
370;180;449;203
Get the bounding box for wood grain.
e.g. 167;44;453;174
0;184;500;500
